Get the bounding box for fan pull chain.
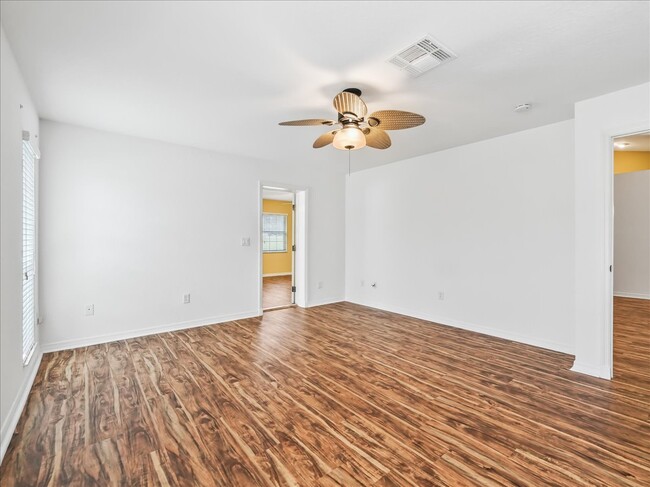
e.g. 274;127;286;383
348;148;351;176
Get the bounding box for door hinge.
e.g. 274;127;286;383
291;286;296;293
292;204;295;210
610;265;613;272
292;244;296;251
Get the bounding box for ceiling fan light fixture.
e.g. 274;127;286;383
279;88;424;150
333;125;366;151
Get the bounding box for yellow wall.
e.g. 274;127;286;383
262;199;293;275
614;151;650;174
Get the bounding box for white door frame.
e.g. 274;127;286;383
604;124;649;379
258;182;308;312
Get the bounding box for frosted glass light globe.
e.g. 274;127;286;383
333;125;366;150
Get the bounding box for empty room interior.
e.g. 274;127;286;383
1;1;650;486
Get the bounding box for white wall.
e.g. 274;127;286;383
346;120;575;353
0;26;42;461
614;170;650;299
39;121;345;350
573;83;650;378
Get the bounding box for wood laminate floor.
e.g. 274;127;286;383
1;298;649;486
614;297;650;390
263;275;292;309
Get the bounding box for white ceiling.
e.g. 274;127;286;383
614;133;650;152
1;1;649;172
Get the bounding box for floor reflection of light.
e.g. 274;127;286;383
250;311;309;365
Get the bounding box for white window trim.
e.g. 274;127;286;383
262;212;288;253
22;132;39;366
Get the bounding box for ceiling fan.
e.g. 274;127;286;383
279;88;425;151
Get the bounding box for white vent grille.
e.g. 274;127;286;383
388;36;457;77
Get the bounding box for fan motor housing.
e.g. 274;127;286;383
342;88;362;97
367;117;380;127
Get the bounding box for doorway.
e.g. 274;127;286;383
259;185;307;311
611;131;650;382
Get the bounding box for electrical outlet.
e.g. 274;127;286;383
438;291;445;301
183;293;191;304
241;237;251;247
84;304;94;316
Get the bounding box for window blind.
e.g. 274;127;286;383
22;138;37;364
262;213;287;252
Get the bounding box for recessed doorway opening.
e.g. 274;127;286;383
259;184;307;311
610;131;650;382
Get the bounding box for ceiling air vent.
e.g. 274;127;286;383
388;36;457;77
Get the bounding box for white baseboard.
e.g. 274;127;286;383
41;309;262;353
1;349;43;463
346;299;574;355
307;297;345;308
614;292;650;300
263;272;292;277
571;361;611;379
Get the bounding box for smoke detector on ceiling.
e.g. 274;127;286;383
388;35;457;78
